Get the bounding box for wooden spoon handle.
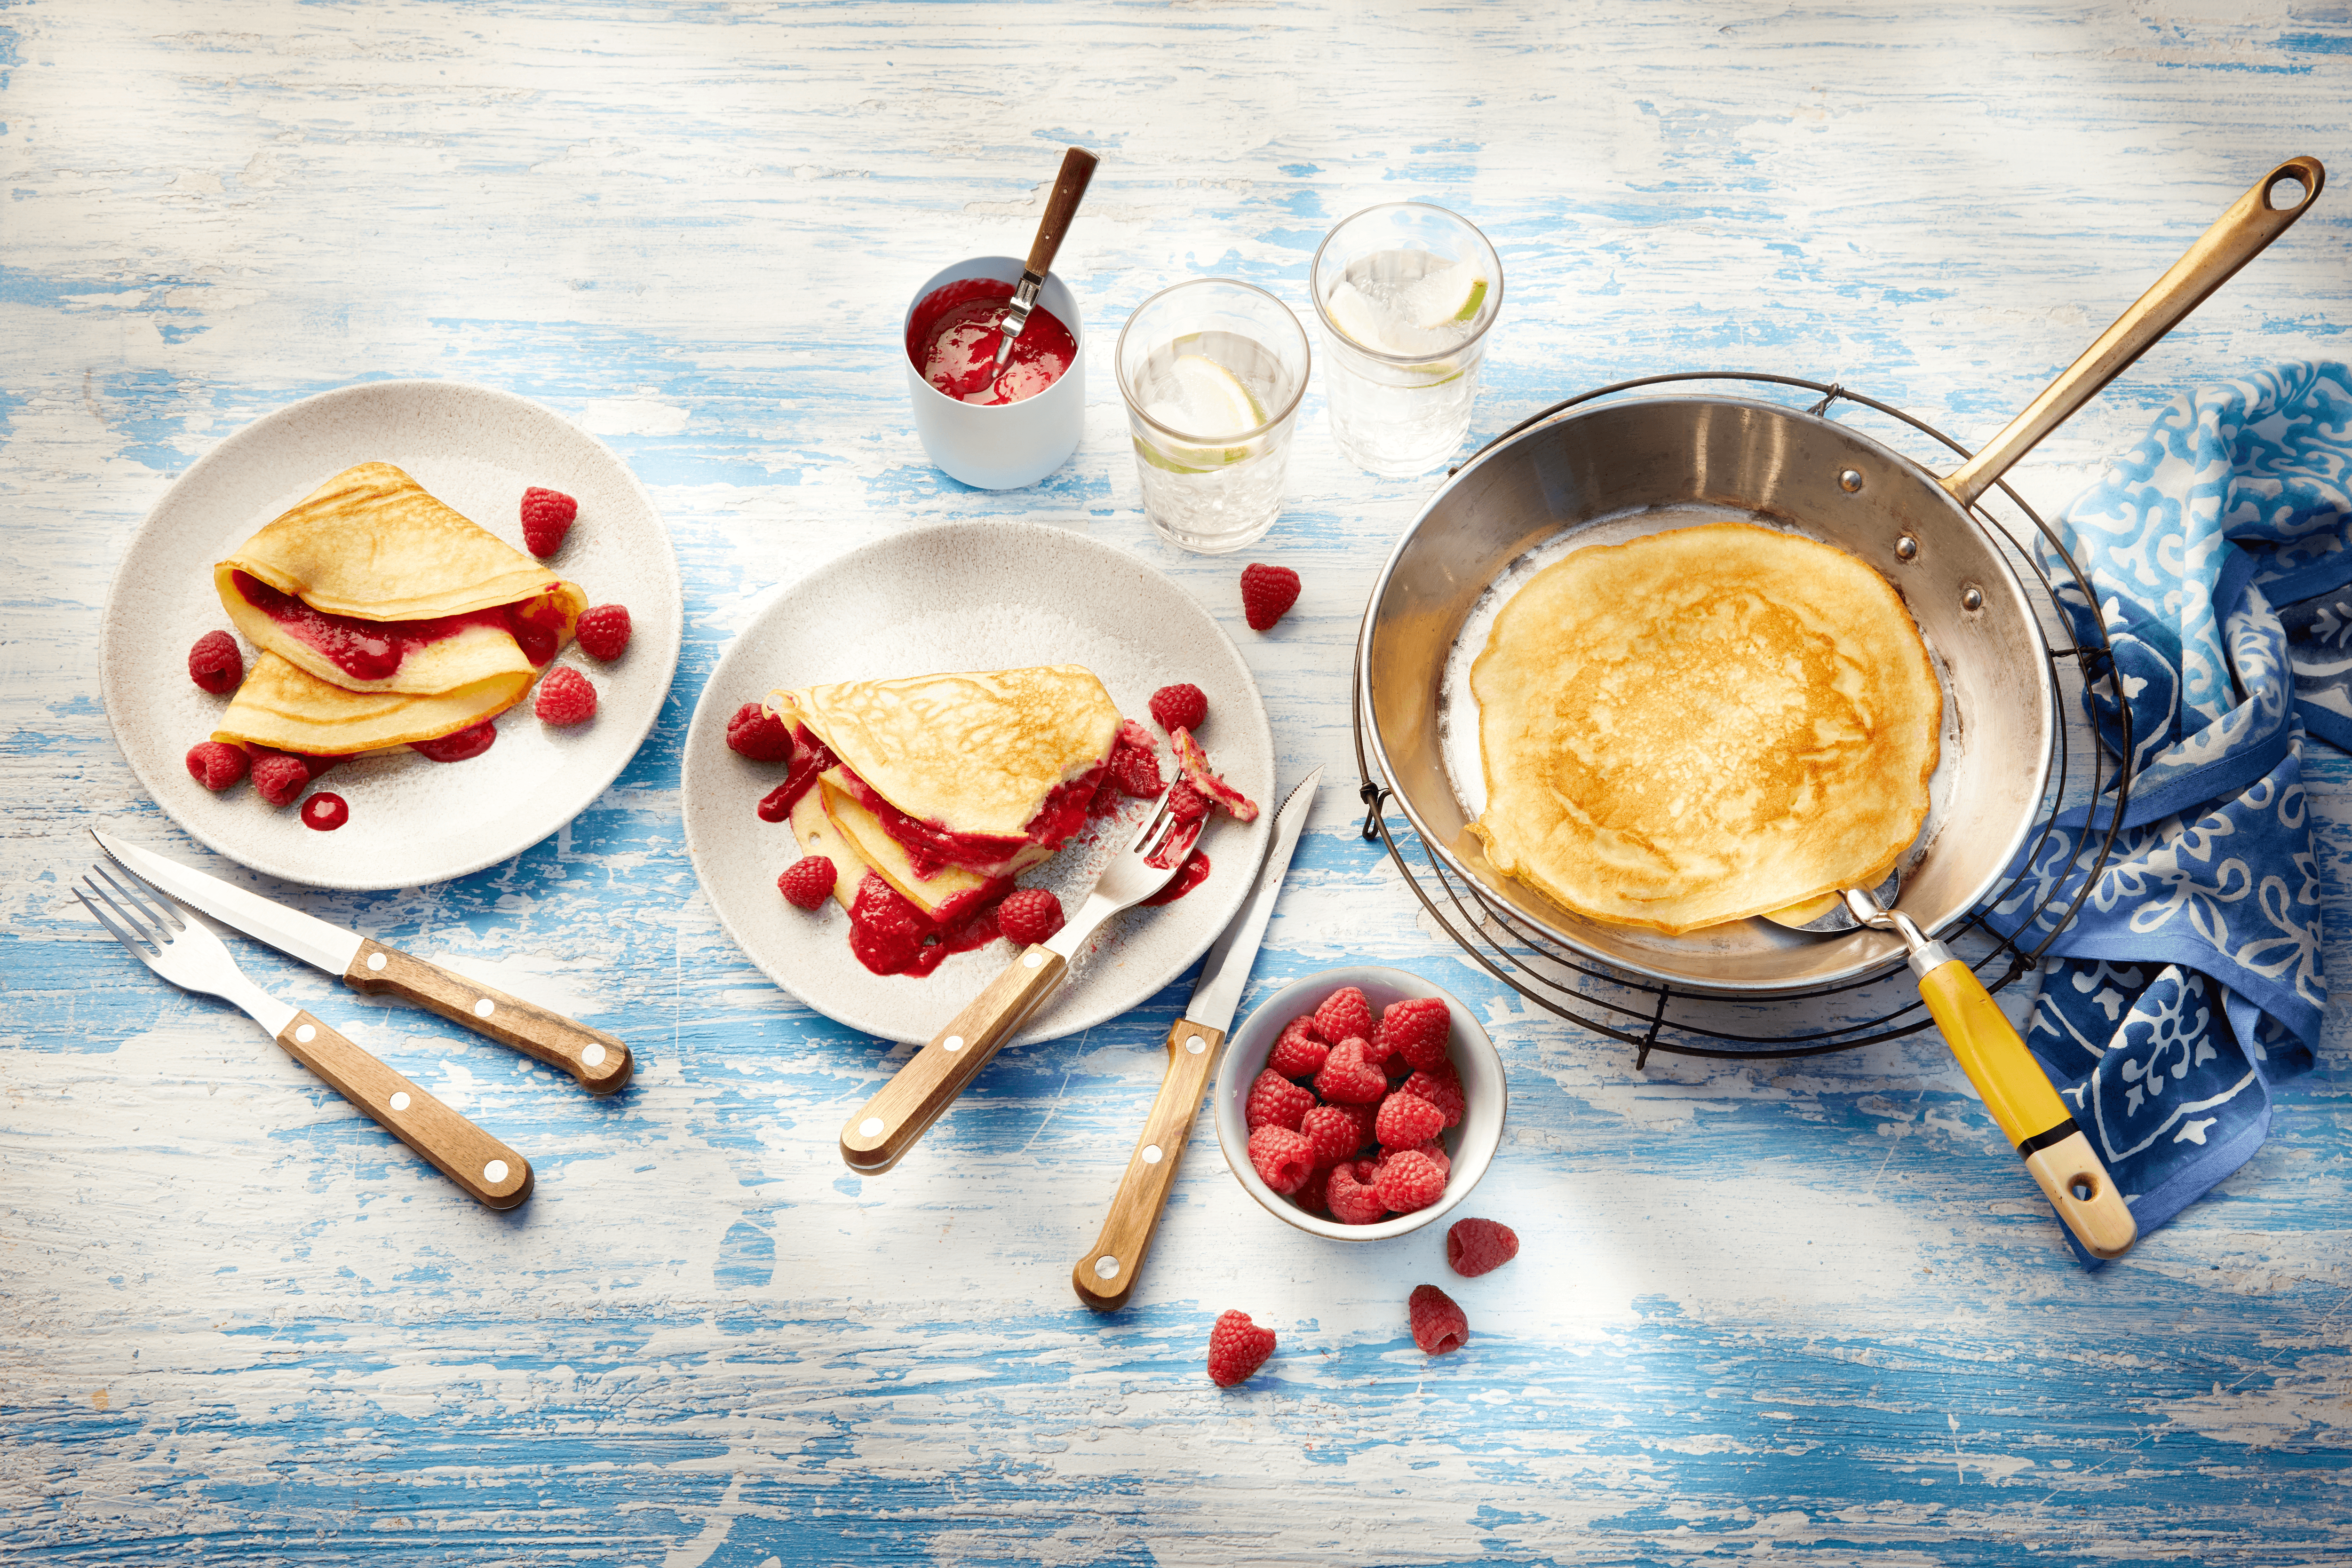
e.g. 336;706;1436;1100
345;939;633;1094
1072;1018;1225;1312
839;945;1069;1173
273;1010;533;1210
1025;146;1099;278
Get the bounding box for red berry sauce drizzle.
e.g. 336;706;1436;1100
232;571;565;681
906;277;1076;406
301;792;349;831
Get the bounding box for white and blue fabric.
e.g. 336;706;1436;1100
1986;361;2347;1262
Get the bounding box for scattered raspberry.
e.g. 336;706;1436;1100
1312;1037;1388;1105
1240;562;1301;631
1374;1149;1447;1214
1108;743;1163;799
1446;1218;1520;1278
521;487;578;557
187;631;243;694
996;888;1065;947
1299;1104;1364;1168
574;603;632;660
1268;1015;1329;1079
1294;1164;1333;1214
1313;987;1376;1046
534;666;597;726
1403;1066;1465;1128
1409;1283;1469;1355
300;792;348;832
250;752;309;808
184;741;249;792
778;855;836;911
412;721;497;763
1169;727;1258;821
1375;996;1453;1073
1245;1069;1317;1133
726;702;794;762
1326;1162;1388;1225
1376;1091;1444;1150
1165;781;1210;824
1149;683;1208;734
1247;1125;1317;1195
1207;1309;1277;1388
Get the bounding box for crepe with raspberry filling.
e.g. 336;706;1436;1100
212;649;532;757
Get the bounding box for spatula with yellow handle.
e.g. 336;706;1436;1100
1767;881;2136;1259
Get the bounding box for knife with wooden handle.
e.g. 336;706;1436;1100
94;829;634;1093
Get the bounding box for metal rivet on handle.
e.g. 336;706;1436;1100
1894;535;1919;562
1185;1035;1206;1055
294;1023;316;1044
366;952;387;972
1094;1255;1120;1280
944;1035;965;1053
582;1043;606;1068
473;998;495;1018
389;1092;411;1111
1023;952;1044;970
1839;468;1864;494
1142;1145;1164;1165
1962;586;1986;611
484;1160;509;1184
858;1117;884;1138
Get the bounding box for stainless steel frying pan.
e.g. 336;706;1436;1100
1360;154;2324;999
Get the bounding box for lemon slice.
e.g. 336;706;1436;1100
1139;353;1265;469
1399;257;1489;330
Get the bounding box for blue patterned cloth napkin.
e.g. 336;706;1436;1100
1985;361;2349;1261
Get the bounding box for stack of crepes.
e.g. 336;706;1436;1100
209;463;586;756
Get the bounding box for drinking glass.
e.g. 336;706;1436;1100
1311;203;1503;477
1115;278;1311;555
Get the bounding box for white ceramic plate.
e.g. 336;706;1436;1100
682;521;1275;1045
99;380;682;891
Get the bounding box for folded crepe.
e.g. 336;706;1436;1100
818;769;1048;916
215;462;585;696
213;650;531;757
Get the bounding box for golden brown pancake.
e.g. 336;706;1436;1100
215;462;585;695
770;666;1121;839
818;770;1048;915
212;650;530;756
787;783;870;914
1468;522;1941;934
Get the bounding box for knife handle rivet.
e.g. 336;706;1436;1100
366;952;387;972
1093;1255;1120;1280
1141;1144;1163;1165
859;1117;884;1139
943;1035;964;1053
389;1092;411;1112
484;1160;509;1184
294;1023;316;1044
473;998;495;1019
1023;952;1045;970
1185;1035;1207;1055
582;1043;606;1068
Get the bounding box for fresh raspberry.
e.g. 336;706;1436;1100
1375;1149;1447;1214
1326;1162;1388;1225
1165;781;1210;824
1294;1164;1333;1214
187;631;243;694
1207;1309;1276;1387
1375;1139;1451;1181
412;721;497;762
1240;562;1301;631
1268;1015;1329;1079
1108;743;1163;799
1409;1283;1470;1355
1382;1048;1414;1084
1402;1066;1465;1128
1149;683;1208;734
1247;1125;1316;1195
1330;1101;1380;1150
1245;1069;1316;1133
1375;996;1453;1073
1314;1037;1388;1105
726;702;794;762
574;603;632;660
250;752;309;808
996;888;1065;947
521;487;578;557
778;855;836;910
534;666;596;726
1313;987;1375;1047
1299;1104;1364;1168
1376;1091;1445;1150
1446;1218;1521;1278
184;741;249;792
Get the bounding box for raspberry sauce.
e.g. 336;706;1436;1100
1143;850;1210;906
411;721;498;762
300;792;349;831
907;277;1076;406
845;872;1006;978
233;571;567;682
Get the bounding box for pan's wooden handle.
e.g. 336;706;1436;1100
1072;1019;1226;1313
345;940;634;1095
274;1010;533;1211
1916;959;2137;1260
1025;147;1099;278
1944;154;2324;507
839;945;1068;1173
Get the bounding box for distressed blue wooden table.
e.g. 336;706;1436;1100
6;5;2350;1564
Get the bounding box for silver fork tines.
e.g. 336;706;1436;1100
76;861;188;957
73;859;287;1031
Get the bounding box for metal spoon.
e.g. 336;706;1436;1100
991;146;1099;373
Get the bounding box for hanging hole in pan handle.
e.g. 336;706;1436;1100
2265;157;2323;214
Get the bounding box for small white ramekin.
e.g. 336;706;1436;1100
903;254;1086;491
1212;964;1506;1241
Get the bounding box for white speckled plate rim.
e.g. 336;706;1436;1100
98;380;683;891
681;520;1275;1047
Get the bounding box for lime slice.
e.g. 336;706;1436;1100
1398;257;1488;331
1139;353;1265;468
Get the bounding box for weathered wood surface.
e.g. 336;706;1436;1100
5;4;2349;1563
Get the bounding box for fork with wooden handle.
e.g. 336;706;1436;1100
840;793;1194;1174
74;861;532;1210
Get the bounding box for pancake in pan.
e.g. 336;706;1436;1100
1467;521;1941;935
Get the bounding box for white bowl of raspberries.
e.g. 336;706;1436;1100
1212;966;1505;1239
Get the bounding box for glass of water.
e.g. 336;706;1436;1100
1311;203;1503;477
1115;278;1311;554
